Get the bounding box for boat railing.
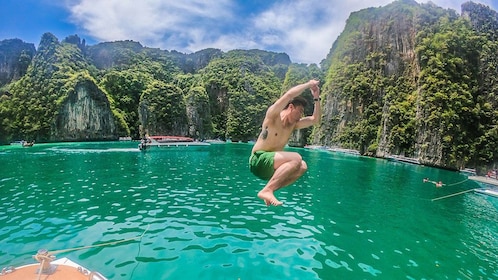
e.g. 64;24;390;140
89;271;107;280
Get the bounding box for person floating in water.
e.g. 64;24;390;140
423;178;444;187
249;79;321;206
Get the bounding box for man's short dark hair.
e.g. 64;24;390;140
286;96;308;109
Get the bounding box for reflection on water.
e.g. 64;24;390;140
0;142;497;279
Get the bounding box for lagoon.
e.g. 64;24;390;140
0;142;497;279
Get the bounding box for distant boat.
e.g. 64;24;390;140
0;249;107;280
145;141;210;148
22;140;35;147
467;175;498;198
386;155;420;165
469;175;498;187
305;145;327;150
474;188;498;198
460;168;477;176
148;135;194;143
139;135;209;150
327;147;360;155
205;139;225;144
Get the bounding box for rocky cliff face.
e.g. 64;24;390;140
462;1;498;40
52;79;117;141
138;82;189;137
372;2;421;158
0;33;125;142
0;39;35;86
318;0;425;154
318;0;498;170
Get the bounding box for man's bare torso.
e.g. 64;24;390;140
251;113;295;153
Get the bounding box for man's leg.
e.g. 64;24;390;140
257;151;307;206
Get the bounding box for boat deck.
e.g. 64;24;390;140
468;176;498;187
0;257;106;280
474;188;498;198
468;176;498;198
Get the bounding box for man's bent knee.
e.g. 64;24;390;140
300;160;308;174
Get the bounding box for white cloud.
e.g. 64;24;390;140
419;0;497;13
66;0;497;65
248;0;393;63
69;0;235;49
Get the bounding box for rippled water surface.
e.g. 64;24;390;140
0;142;497;279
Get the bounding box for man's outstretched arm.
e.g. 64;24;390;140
267;80;320;117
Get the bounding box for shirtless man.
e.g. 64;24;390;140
249;79;321;206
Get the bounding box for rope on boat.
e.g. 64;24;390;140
431;189;478;201
30;226;148;279
34;249;55;280
49;225;149;255
37;259;44;280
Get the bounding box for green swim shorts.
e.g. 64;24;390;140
249;150;276;180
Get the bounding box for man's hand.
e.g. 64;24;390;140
308;79;320;88
309;80;320;98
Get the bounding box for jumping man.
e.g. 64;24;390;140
249;79;321;206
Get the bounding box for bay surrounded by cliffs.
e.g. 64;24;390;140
0;141;496;279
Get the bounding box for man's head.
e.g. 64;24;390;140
283;96;308;124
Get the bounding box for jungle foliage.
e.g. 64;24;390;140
318;0;498;170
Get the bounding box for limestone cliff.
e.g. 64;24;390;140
138;82;189;137
317;0;498;170
52;79;117;141
318;0;429;154
2;33;126;142
0;39;35;86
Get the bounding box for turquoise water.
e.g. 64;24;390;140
0;142;497;279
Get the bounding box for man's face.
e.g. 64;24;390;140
291;105;304;121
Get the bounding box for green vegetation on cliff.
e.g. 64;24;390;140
319;0;498;170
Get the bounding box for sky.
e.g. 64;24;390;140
1;0;497;64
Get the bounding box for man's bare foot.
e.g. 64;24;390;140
258;190;283;206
